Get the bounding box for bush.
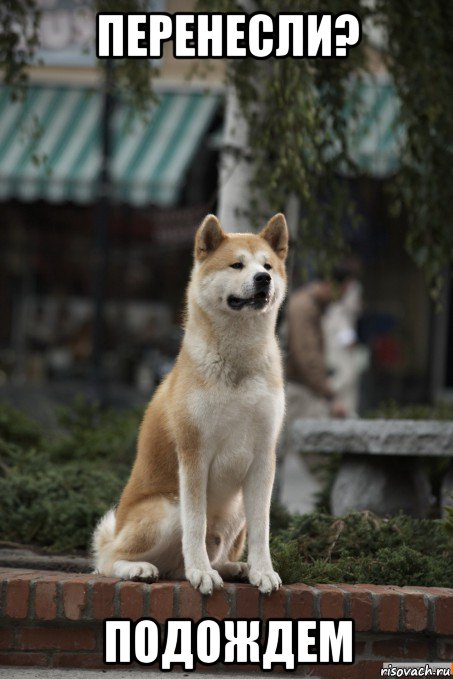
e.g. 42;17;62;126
270;511;453;587
0;402;43;448
0;442;125;552
49;396;139;465
1;401;452;587
0;399;140;552
367;400;453;421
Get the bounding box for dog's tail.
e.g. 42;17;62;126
91;508;116;574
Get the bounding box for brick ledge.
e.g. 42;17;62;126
0;568;452;675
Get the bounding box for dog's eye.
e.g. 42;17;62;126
230;262;244;270
264;263;272;271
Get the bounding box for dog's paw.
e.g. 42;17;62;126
186;568;223;595
217;561;249;580
113;560;159;582
248;567;282;594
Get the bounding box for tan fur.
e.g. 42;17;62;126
93;213;289;594
228;525;247;562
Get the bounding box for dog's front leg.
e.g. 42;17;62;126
243;448;282;594
179;460;223;595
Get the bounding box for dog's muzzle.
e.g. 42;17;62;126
254;272;271;289
227;273;272;310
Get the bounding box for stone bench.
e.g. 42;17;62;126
291;419;453;517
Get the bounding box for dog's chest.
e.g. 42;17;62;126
188;376;283;499
189;374;277;439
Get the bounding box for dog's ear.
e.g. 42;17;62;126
195;214;226;261
259;213;289;260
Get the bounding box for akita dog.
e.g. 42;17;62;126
93;213;288;594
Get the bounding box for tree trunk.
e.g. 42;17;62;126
217;85;255;233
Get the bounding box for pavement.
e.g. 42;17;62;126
0;670;315;678
0;546;91;572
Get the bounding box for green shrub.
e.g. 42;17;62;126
0;399;140;552
367;400;453;421
0;402;43;448
0;401;452;587
49;396;140;465
270;511;453;587
0;441;126;552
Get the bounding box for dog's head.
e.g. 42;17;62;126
191;213;288;317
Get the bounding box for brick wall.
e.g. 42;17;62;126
0;568;452;677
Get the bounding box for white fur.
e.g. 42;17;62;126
93;221;287;595
93;500;185;580
195;247;285;320
113;560;159;581
92;508;116;574
178;247;286;593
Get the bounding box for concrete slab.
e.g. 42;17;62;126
292;418;453;456
0;548;91;573
0;669;304;678
279;450;321;515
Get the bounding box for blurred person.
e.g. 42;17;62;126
285;269;353;423
323;279;369;416
274;269;353;508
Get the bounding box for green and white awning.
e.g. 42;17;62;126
0;76;402;206
346;74;403;177
0;86;220;206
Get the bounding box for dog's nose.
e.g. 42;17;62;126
254;272;271;288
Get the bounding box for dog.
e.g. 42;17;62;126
92;212;288;595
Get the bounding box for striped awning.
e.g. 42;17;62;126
210;74;402;178
0;86;220;206
346;74;403;177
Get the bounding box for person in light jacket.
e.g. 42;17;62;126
323;279;368;417
285;270;353;425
